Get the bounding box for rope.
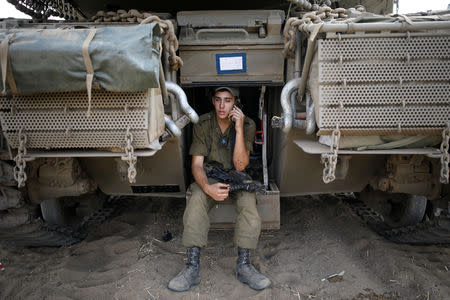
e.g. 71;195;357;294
283;3;367;58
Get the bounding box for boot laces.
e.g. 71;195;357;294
237;247;251;265
186;246;200;267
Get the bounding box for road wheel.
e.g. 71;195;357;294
359;189;427;228
40;198;70;226
40;192;107;228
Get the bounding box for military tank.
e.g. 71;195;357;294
0;0;449;246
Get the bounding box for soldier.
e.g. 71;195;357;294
168;87;271;292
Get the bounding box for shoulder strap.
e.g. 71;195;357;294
229;126;236;170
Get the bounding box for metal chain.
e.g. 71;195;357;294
321;126;340;184
13;129;27;188
91;9;183;71
7;0;84;20
121;129;137;184
440;124;450;184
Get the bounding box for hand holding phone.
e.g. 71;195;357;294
229;104;245;129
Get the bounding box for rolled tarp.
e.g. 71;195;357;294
0;23;162;95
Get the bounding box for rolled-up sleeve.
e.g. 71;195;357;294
189;123;208;156
244;118;256;153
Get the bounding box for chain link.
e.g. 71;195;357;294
13;128;27;188
7;0;84;20
321;126;341;184
121;129;137;184
440;124;450;184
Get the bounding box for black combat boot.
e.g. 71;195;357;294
236;247;271;290
168;246;200;292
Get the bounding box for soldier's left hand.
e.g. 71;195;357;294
229;105;245;131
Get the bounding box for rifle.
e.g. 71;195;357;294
204;163;265;193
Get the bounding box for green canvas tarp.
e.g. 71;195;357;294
0;23;161;95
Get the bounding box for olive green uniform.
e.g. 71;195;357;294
182;111;261;249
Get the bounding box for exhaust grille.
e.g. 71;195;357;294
0;89;164;149
319;36;450;61
320;83;449;106
317;34;450;135
320;60;449;83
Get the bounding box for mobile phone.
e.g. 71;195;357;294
228;102;242;123
229;113;235;123
229;102;243;123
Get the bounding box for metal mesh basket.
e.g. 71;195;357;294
316;34;450;136
0;89;164;149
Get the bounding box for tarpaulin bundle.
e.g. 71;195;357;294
0;23;162;96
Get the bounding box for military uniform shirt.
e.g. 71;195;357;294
189;111;256;170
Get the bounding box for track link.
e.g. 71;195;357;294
0;221;83;247
0;196;133;247
344;196;450;245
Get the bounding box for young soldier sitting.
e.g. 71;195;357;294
168;87;271;292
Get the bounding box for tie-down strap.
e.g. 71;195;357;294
1;36;18;95
82;28;97;116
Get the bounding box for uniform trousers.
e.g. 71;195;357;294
182;182;261;249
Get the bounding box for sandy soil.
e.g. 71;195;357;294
0;196;449;300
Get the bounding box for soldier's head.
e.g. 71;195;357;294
212;87;239;120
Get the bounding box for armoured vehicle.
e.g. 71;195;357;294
0;0;449;246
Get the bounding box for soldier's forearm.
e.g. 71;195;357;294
233;130;249;171
192;164;210;193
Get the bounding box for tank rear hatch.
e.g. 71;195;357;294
178;10;285;86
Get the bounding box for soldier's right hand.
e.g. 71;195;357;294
205;183;230;201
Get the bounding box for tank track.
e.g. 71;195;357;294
77;196;134;234
342;195;450;245
0;220;84;247
0;195;133;247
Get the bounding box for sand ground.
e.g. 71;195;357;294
0;196;449;300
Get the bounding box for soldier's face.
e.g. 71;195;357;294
212;91;235;120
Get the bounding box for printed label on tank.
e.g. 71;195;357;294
216;53;246;74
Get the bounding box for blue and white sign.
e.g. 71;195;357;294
216;53;246;74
